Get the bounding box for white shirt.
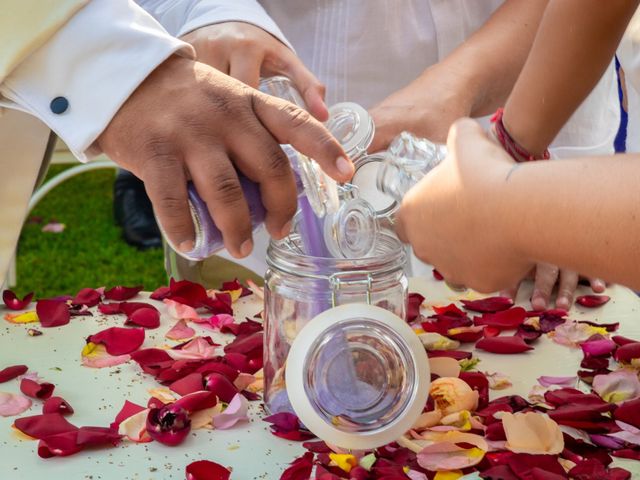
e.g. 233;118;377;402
150;0;619;276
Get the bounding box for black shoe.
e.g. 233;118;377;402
113;169;162;250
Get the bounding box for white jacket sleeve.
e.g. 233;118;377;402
0;0;195;162
137;0;292;50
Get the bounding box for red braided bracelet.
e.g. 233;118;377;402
491;108;550;162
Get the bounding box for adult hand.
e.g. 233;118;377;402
368;64;476;152
97;56;351;259
182;22;327;120
395;118;532;293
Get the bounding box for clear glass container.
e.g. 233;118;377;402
264;233;430;449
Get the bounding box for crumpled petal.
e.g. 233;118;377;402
474;307;526;330
408;293;425;321
475;336;534;354
81;342;131;368
185;460;231;480
551;321;608;347
430;377;479;415
104;285;143;301
537;376;577;388
461;297;514;313
36;299;70;328
0;365;28;383
576;295;611;308
146;404;191;446
0;392;32;416
2;290;34;310
43;396;74;415
165;319;195;340
211;393;248;429
164;298;202;322
263;412;314;441
279;452;314;480
167;337;218;361
429;357;461;378
117;408;151;442
71;288;102;307
416;431;487;471
593;370;640;403
580;338;617;357
125;307;160;329
88;327;145;356
485;372;512;390
502;412;564;454
20;378;54;399
207;314;235;330
13;413;78;438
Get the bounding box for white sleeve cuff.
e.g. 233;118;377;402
139;0;293;51
0;0;195;162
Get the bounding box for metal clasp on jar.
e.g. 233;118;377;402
329;271;374;307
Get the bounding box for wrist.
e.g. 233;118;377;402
491;108;550;162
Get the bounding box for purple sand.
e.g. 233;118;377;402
298;196;331;257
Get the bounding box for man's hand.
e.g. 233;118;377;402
368;64;476;152
182;22;327;120
97;56;351;259
395;118;532;293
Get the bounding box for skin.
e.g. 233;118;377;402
97;56;353;259
396;118;640;293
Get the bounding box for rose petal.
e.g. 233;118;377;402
0;365;28;383
576;295;611;308
43;396;74;415
125;307;160;329
279;452;314;480
111;400;146;430
150;286;171;301
20;378;54;399
170;373;204;396
37;431;82;458
212;393;248;429
614;342;640;365
14;413;78;438
613;335;639;347
581;338;617;357
117;408;151;442
146;405;191;446
428;350;473;361
168;278;208;307
164;298;202;322
185;460;231;480
76;426;121;447
173;391;218;413
614;398;640;428
429;357;461;378
81;342;131;368
97;302;122;315
120;301;158;316
416;431;487;471
461;297;513;313
264;412;314;441
36;299;70;328
71;288;101;307
430;377;479;415
2;290;34;310
476;336;534;354
502;412;564;454
88;327;145;356
0;392;32;416
165;319;196;341
104;285;143;301
407;293;425;321
4;311;39;324
446;325;485;343
593;370;640;403
537;376;577;388
167;337;218;361
474;307;526;330
208;314;235;330
205;373;238;403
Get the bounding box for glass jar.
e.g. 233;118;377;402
263;233;430;449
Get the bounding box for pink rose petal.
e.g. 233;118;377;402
207;314;235;330
537;376;577;388
165;319;195;341
593;370;640;403
212;393;248;429
0;392;32;416
81;343;131;368
164;298;202;322
167;337;218;361
580;338;617;357
2;290;34;310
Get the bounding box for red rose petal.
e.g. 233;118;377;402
200;294;233;315
167;278;208;307
97;302;122;315
146;405;191;446
515;324;543;343
432;268;444;281
126;307;160;329
460;371;490;409
578;320;619;332
407;293;425;321
0;364;28;383
20;378;55;399
186;460;231;480
43;396;74;415
461;296;513;313
220;318;263;337
223;331;263;356
120;301;158;316
479;465;518;480
170;372;204;396
264;412;314;442
474;307;526;330
446;325;485;343
614;342;640;364
150;286;171;301
544;388;608;407
576;295;611;308
280;452;314;480
432;303;465;316
111;400;146;430
71;288;102;307
37;431;82;458
36;299;70;328
476;336;534;354
613;335;640;346
2;290;34;310
204;373;238;403
427;350;473;360
221;279;252;298
614;398;640;429
104;285;143;301
507;454;567;479
173;391;217;413
89;327;145;355
14;413;78;439
76;426;122;447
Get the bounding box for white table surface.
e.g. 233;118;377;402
1;277;639;479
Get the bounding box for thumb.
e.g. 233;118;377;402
279;49;328;121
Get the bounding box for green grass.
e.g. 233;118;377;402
13;164;167;298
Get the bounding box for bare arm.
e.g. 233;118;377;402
502;0;640;156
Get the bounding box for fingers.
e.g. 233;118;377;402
531;263;559;311
140;152;194;253
556;269;579;310
251;93;353;182
280;50;328;121
589;278;607;293
229;51;262;88
187;146;253;258
228;123;298;239
499;285;519;301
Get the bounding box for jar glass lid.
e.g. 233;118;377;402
351;154;398;217
326;102;375;162
286;304;430;450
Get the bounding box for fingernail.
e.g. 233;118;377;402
240;239;253;257
556;297;569;310
179;240;194;253
531;295;545;311
336;156;354;178
593;279;606;291
280;220;293;238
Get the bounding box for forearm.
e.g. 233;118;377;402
498;156;640;289
503;0;639;156
439;0;549;117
